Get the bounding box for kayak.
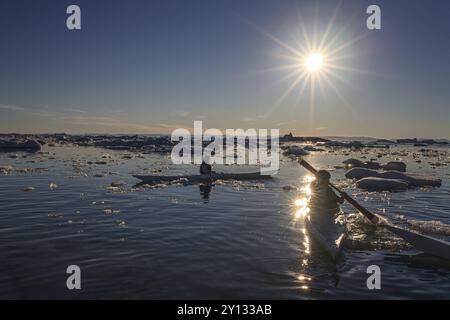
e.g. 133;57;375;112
300;158;450;261
133;172;273;183
305;209;347;261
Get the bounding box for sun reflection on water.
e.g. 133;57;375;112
292;173;317;287
293;176;314;220
294;198;307;207
303;174;316;183
301;186;312;196
298;275;312;281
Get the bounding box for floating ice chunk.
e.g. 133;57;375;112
356;177;409;192
382;161;406;172
283;146;310;156
110;181;127;187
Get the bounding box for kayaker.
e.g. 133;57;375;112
309;170;345;211
200;160;212;175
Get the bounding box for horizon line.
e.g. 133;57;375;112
0;132;449;142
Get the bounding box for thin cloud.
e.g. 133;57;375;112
0;104;25;111
276;120;297;127
158;123;188;130
109;109;125;114
242;114;267;122
171;110;207;119
170;111;191;118
179;111;191;117
65;108;88;114
0;104;175;133
61;115;166;133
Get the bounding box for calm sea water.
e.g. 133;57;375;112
0;145;449;299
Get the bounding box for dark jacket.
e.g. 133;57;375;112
309;181;344;211
200;163;212;175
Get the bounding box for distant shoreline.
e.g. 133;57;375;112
0;133;449;142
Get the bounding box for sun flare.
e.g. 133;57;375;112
250;2;371;119
305;53;324;72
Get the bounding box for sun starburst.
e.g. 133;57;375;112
243;2;377;128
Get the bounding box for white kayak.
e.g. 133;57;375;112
305;210;347;261
133;172;273;183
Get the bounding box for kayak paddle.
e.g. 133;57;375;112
299;158;450;261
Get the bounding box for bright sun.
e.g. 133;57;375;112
305;53;324;72
256;3;367;111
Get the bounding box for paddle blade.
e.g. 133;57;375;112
384;224;450;261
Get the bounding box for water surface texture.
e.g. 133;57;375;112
0;145;449;299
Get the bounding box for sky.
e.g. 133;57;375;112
0;0;449;138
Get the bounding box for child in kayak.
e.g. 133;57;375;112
309;170;345;211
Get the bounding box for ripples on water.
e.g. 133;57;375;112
0;145;449;299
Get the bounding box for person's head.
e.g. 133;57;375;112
202;160;206;165
316;170;331;184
